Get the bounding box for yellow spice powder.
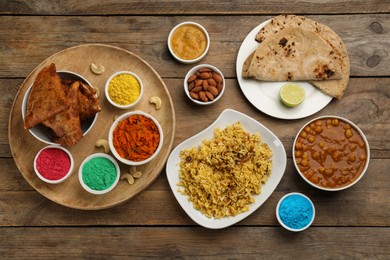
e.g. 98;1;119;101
108;73;141;105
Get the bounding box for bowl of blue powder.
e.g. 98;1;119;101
276;192;315;232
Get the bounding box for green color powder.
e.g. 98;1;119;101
82;157;117;191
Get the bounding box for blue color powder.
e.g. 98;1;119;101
278;194;314;230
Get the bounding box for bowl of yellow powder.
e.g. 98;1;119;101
105;71;143;109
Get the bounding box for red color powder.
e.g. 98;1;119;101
36;148;71;180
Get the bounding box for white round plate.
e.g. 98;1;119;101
166;109;287;229
236;20;333;120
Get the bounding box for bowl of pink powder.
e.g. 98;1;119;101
34;145;74;184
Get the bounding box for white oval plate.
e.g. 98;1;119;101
166;109;287;229
236;20;333;120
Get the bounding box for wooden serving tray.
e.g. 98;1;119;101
8;44;176;210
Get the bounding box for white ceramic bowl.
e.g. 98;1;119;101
105;71;143;109
34;145;74;184
293;115;370;191
168;21;210;64
22;70;99;145
276;192;315;232
108;111;163;166
78;153;120;195
184;64;225;106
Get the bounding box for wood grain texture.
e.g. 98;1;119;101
0;15;389;78
1;0;389;15
0;227;389;259
1;2;389;258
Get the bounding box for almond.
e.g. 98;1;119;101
199;72;211;79
202;80;209;91
188;81;195;91
208;78;217;87
190;92;199;100
199;68;212;72
187;75;197;83
205;91;215;101
195;79;203;87
209;86;219;97
212;72;223;83
191;86;203;93
199;91;208;102
217;82;223;93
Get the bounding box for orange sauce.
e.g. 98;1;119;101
294;117;368;189
170;24;207;60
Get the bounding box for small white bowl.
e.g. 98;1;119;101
168;21;210;64
22;70;99;145
293;115;370;191
108;111;163;166
276;192;315;232
34;145;74;184
184;64;225;106
79;153;120;195
105;71;143;109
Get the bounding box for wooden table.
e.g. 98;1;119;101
1;1;389;258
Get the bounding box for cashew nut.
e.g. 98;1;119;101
130;166;142;179
95;139;110;153
120;173;134;185
90;62;105;75
149;96;162;110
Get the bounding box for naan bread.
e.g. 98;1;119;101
245;27;343;82
42;81;83;147
24;63;69;129
253;15;350;99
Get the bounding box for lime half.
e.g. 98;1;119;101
279;83;306;107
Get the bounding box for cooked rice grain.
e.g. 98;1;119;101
178;122;272;219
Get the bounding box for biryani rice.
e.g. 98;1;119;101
178;122;272;219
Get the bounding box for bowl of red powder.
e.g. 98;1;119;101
34;145;74;184
108;110;163;166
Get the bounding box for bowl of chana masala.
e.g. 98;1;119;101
293;116;370;191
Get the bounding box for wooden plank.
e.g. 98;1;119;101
0;158;388;227
2;78;389;158
0;0;389;15
0;227;389;258
0;14;389;78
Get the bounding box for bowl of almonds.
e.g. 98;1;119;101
184;64;225;105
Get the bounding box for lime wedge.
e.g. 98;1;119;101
279;83;305;107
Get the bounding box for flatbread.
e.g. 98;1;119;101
24;63;69;129
42;81;83;147
245;27;343;82
252;15;350;99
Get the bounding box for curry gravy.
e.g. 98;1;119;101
294;117;368;189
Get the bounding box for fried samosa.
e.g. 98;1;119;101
24;63;69;129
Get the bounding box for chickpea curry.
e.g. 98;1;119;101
294;117;368;189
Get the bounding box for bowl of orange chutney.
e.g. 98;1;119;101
293;116;370;191
168;21;210;64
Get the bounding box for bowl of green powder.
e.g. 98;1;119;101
79;153;120;195
105;71;143;109
276;192;315;232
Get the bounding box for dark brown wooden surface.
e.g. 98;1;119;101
1;1;389;258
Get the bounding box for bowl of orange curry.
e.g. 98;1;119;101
108;111;163;166
168;21;210;64
293;116;370;191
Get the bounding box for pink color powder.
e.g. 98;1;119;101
36;148;71;180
